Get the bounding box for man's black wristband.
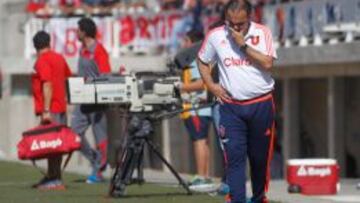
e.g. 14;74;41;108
240;44;248;52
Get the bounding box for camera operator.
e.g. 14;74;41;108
176;29;215;191
71;17;110;184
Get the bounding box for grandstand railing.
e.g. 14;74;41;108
264;0;360;47
24;0;360;59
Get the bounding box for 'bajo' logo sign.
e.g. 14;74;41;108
297;166;332;177
30;139;63;151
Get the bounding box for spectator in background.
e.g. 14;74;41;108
276;3;285;45
71;18;110;184
201;0;217;15
169;0;203;54
215;0;229;13
177;29;215;191
31;31;72;190
82;0;101;14
82;0;101;7
26;0;47;13
189;0;204;32
26;0;57;15
201;0;226;32
58;0;82;15
288;2;296;39
100;0;120;6
253;0;265;23
119;0;147;10
161;0;183;10
145;0;162;11
99;0;121;13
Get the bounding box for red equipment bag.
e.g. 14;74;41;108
287;159;340;195
17;123;81;160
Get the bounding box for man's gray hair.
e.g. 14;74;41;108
224;0;252;15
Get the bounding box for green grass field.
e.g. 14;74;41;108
0;161;280;203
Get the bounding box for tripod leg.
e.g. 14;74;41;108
123;140;144;184
128;139;145;184
110;141;138;197
110;148;131;197
136;143;145;184
146;139;192;195
109;163;120;196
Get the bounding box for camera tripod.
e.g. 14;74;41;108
109;115;192;197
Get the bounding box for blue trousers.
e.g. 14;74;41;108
220;94;275;203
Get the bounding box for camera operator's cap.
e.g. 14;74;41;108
174;41;202;70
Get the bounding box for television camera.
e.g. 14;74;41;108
67;72;182;114
67;72;212;197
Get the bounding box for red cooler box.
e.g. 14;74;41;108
287;159;339;195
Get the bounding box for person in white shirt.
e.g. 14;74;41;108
197;0;277;202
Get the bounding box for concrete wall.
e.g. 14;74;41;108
0;0;27;57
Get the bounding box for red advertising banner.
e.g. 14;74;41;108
24;11;221;58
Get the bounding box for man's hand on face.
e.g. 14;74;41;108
209;83;232;103
229;27;246;47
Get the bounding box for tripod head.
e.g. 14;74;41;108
128;114;153;139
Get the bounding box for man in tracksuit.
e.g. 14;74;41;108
71;17;111;183
198;0;277;202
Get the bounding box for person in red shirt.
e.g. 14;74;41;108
71;17;110;184
26;0;47;13
31;31;72;190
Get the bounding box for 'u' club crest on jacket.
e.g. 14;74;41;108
251;36;260;45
